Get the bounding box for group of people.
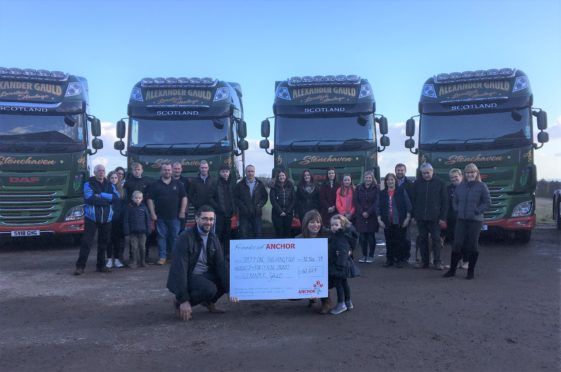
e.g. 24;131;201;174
73;160;491;318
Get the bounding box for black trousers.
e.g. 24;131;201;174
107;219;124;260
185;271;225;306
359;232;376;258
76;219;111;270
272;213;293;238
384;224;408;263
417;219;442;264
215;213;232;257
453;219;483;255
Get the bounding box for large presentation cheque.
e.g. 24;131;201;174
230;238;328;300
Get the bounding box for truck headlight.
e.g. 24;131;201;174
512;201;533;217
65;205;84;221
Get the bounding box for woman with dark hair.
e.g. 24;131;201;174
106;170;127;268
269;169;296;238
377;173;412;268
296;209;332;314
296;169;320;223
444;163;490;279
354;171;379;263
319;167;340;228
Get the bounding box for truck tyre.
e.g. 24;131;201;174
514;230;531;244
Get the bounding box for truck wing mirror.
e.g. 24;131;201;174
376;116;388;134
116;120;126;139
537;131;549;144
90;117;101;137
380;135;390;147
92;138;103;150
238;139;248;151
406;118;416;137
535;110;548;130
238;120;247;139
114;140;125;151
259;139;270;149
261;119;270;138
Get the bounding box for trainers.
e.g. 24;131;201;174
433;263;444;270
156;258;166;265
459;260;469;269
358;257;367;263
345;300;354;310
105;259;113;268
366;257;374;263
329;303;347;315
73;268;84;276
114;259;124;268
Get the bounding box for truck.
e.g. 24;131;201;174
404;68;549;243
259;74;390;188
114;76;248;220
0;67;103;241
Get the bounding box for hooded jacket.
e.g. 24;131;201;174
83;176;118;224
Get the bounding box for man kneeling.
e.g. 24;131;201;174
167;205;238;320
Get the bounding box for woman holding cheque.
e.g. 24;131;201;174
296;209;332;314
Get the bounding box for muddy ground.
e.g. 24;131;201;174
0;226;559;372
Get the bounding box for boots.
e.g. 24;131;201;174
319;298;331;315
443;251;462;277
466;252;479;280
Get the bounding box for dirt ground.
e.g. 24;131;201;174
0;225;559;372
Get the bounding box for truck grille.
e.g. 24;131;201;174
0;192;60;226
484;190;506;220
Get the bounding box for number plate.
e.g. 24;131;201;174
11;230;40;237
481;224;488;231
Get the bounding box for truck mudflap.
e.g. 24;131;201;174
0;219;84;236
484;215;536;231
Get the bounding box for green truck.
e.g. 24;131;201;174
259;75;390;226
0;67;103;241
260;74;389;182
114;77;248;216
405;68;548;242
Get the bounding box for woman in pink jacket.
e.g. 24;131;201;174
336;174;355;221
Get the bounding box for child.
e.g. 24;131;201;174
328;214;357;315
123;191;152;268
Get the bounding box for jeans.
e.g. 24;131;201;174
359;232;376;258
76;218;111;270
239;215;262;239
333;277;351;303
128;233;147;267
417;219;442;265
156;218;179;259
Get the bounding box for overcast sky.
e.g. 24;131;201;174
2;0;560;179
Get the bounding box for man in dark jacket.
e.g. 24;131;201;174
172;162;191;232
74;164;119;275
188;160;218;212
214;165;235;257
395;163;414;262
167;205;237;321
234;165;268;239
412;163;448;270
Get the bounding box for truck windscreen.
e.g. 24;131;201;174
130;118;230;147
275;115;374;147
0;113;84;146
420;110;531;148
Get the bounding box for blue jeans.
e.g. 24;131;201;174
156;218;179;259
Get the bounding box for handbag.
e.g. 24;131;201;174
348;256;361;278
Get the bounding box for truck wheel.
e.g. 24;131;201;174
514;230;531;244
